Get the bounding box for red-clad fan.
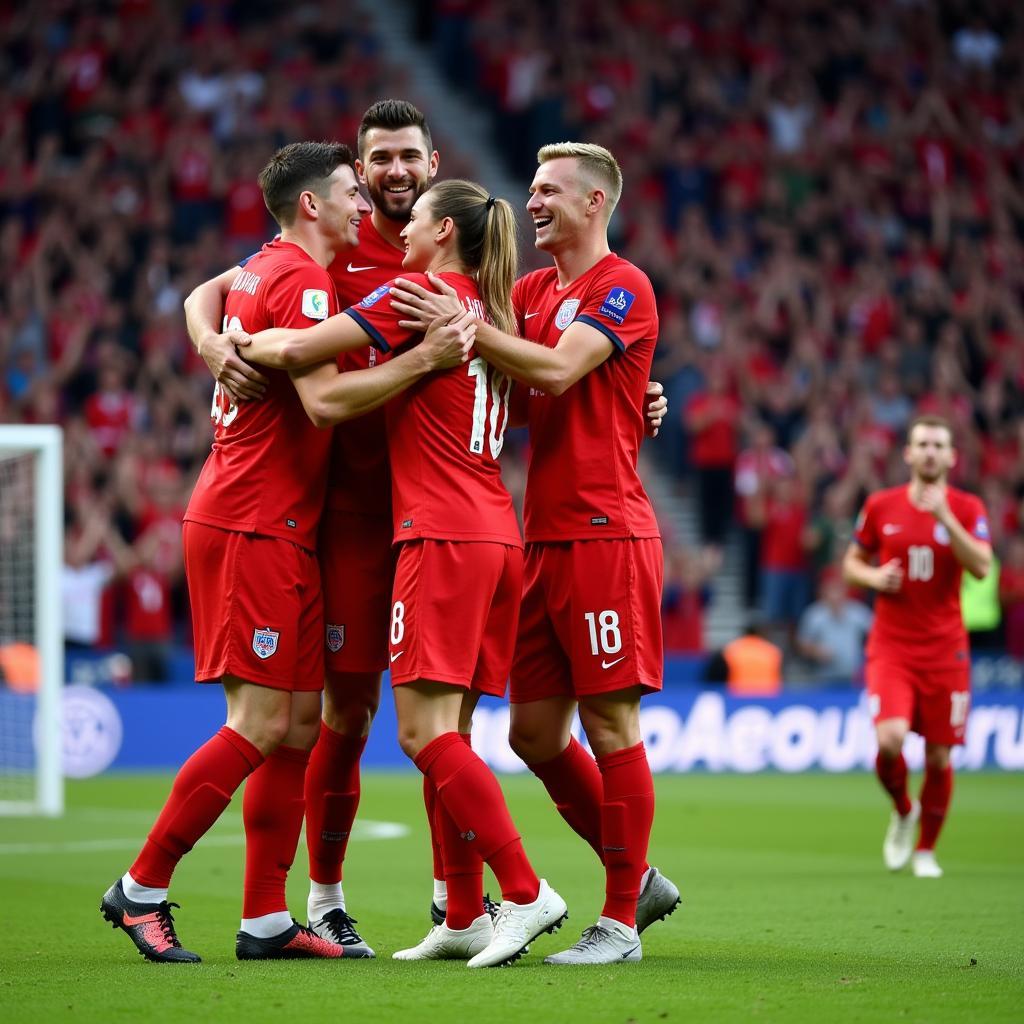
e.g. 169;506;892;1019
242;178;569;969
391;142;681;965
844;414;992;879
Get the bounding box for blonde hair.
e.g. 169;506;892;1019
426;179;518;337
537;141;623;217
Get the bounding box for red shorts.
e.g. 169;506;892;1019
510;538;664;703
865;651;971;746
319;510;394;675
388;540;523;696
183;522;323;691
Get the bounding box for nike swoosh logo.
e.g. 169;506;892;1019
122;911;158;926
622;944;640;959
601;657;626;670
882;525;901;535
347;263;378;272
524;312;540;319
390;651;403;663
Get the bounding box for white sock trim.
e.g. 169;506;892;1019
122;871;168;905
307;880;345;921
432;879;448;909
240;911;294;938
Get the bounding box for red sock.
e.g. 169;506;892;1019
304;724;367;884
242;745;310;919
435;800;484;929
917;764;953;851
423;775;446;882
415;732;538;905
130;726;263;888
875;752;913;817
596;743;655;928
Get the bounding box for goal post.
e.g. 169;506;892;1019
0;425;63;816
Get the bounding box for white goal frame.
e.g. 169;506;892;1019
0;425;63;815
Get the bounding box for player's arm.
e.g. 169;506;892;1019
842;542;904;593
245;309;390;370
918;486;992;579
183;267;267;401
289;311;476;427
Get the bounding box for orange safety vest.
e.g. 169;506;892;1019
723;635;782;697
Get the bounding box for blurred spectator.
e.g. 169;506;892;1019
1000;534;1024;661
705;620;783;697
795;571;873;684
662;544;721;655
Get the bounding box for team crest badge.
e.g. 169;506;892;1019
252;628;280;659
933;523;950;545
326;624;345;653
555;298;580;330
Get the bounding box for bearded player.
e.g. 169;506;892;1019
843;415;991;878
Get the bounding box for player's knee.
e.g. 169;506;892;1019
509;722;561;765
876;725;907;759
397;724;425;761
323;673;381;737
925;745;951;770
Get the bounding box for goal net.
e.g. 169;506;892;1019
0;426;63;815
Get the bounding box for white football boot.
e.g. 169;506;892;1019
635;867;681;933
392;913;493;961
544;917;642;965
466;880;567;968
911;850;944;878
883;800;920;871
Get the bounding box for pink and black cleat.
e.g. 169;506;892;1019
100;878;201;963
235;920;347;960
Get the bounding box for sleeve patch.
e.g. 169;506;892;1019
360;284;390;308
974;516;990;541
598;287;636;325
302;289;330;320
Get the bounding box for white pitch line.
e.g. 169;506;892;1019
0;819;409;856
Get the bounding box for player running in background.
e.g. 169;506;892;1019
242;179;569;968
391;143;681;964
185;100;443;955
843;415;991;878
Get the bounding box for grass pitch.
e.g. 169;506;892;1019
1;771;1021;1023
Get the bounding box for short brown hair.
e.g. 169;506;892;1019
357;99;432;159
906;414;954;445
257;141;354;227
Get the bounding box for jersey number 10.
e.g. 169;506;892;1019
467;357;512;458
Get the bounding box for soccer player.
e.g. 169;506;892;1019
100;142;470;965
242;179;569;968
185;100;441;954
390;143;681;964
843;415;991;878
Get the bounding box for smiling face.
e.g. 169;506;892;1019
526;157;594;253
398;192;443;271
904;423;956;484
357;125;438;223
315;164;371;252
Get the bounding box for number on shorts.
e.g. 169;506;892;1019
467;356;512;458
907;545;934;581
950;690;970;728
584;610;622;656
390;601;405;645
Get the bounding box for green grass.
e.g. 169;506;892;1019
1;772;1022;1023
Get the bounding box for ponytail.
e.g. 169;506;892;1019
426;179;518;336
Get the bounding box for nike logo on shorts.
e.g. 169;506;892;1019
390;651;404;663
347;263;378;272
601;656;626;670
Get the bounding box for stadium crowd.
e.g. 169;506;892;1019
1;1;1023;680
422;0;1024;662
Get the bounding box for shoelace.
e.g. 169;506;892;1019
491;905;527;942
569;925;612;951
321;909;362;945
155;902;184;948
483;894;500;920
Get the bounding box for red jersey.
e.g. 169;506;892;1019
512;253;659;542
323;217;406;516
853;485;990;658
344;272;521;547
185;240;337;551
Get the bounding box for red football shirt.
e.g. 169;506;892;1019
344;272;521;546
511;253;660;542
184;240;337;551
853;485;990;658
323;217;406;516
